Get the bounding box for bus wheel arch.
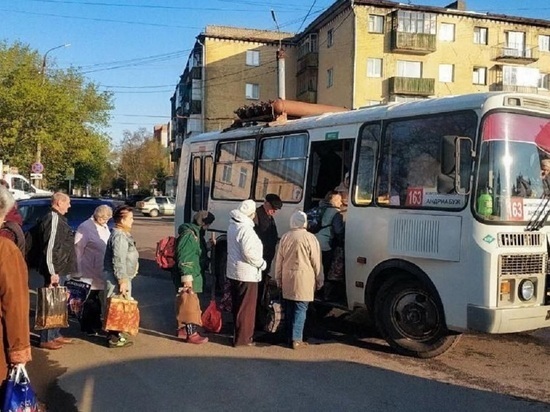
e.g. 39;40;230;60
367;260;460;358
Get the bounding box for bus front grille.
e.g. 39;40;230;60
498;232;544;247
499;253;546;277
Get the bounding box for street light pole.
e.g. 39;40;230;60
34;43;71;189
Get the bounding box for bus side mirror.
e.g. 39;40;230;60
438;136;474;195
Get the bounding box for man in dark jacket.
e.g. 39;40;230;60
37;192;77;350
254;193;282;326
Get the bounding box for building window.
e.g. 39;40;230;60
367;58;382;77
474;27;488;45
505;31;526;56
439;64;454;83
368;15;384;33
222;165;232;183
397;60;421;78
327;68;334;88
472;67;487;85
238;167;248;188
327;29;334;48
246;50;260;66
396;11;436;35
439;23;455;42
539;35;550;52
539;73;549;90
245;83;259;99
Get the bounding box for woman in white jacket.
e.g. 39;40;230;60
226;199;266;347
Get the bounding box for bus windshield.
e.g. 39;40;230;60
476;112;550;223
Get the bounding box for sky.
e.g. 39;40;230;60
1;0;549;145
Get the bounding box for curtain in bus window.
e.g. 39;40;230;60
377;111;477;209
213;140;255;200
255;134;307;202
203;156;213;210
356;124;380;205
192;157;202;211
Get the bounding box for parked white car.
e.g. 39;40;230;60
135;196;176;217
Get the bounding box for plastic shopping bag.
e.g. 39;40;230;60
2;364;39;412
103;295;140;336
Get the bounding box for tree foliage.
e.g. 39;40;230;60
0;41;113;189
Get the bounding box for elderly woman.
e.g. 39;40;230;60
315;191;342;291
227;200;266;347
275;211;322;349
0;186;31;385
174;210;215;344
75;205;113;336
103;206;139;348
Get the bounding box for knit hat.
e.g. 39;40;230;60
193;210;215;226
290;211;307;229
238;199;257;217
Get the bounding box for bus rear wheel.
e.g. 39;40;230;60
375;279;459;358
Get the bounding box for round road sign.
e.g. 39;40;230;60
31;162;44;174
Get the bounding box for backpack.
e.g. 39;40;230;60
155;235;176;270
306;205;328;234
25;224;42;269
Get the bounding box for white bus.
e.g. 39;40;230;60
175;93;550;358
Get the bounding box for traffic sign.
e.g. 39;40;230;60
30;173;43;180
31;162;44;174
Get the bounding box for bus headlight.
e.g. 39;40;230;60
519;279;535;301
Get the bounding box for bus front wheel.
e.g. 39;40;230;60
375;279;459;358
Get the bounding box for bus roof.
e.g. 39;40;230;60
185;92;550;143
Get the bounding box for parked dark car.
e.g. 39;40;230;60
17;197;119;233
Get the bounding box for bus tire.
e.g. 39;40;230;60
374;278;459;358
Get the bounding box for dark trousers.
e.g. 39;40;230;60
80;290;103;334
230;279;258;346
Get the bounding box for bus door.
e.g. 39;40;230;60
306;139;354;210
186;153;213;223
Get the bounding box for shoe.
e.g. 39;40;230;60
177;328;188;340
108;335;133;348
186;333;208;344
292;341;309;350
39;341;63;350
54;336;74;344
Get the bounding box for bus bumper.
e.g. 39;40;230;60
467;304;550;333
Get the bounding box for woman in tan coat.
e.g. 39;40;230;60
275;211;322;349
0;185;31;385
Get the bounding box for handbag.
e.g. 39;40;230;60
34;286;69;330
176;289;202;326
2;364;39;412
64;278;92;319
201;279;222;333
264;285;284;334
103;295;140;336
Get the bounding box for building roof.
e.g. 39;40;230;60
200;25;295;45
296;0;550;42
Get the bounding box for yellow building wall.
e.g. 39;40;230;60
351;5;550;107
316;9;356;109
203;35;297;132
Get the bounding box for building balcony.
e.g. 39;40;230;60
490;83;540;94
388;77;434;96
297;52;318;74
492;44;539;64
391;32;436;54
190;66;202;79
296;89;317;103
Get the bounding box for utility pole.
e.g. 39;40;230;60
35;43;71;189
271;10;286;100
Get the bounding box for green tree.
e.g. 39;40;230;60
118;128;169;195
0;41;113;189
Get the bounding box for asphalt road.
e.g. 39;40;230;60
26;216;550;411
